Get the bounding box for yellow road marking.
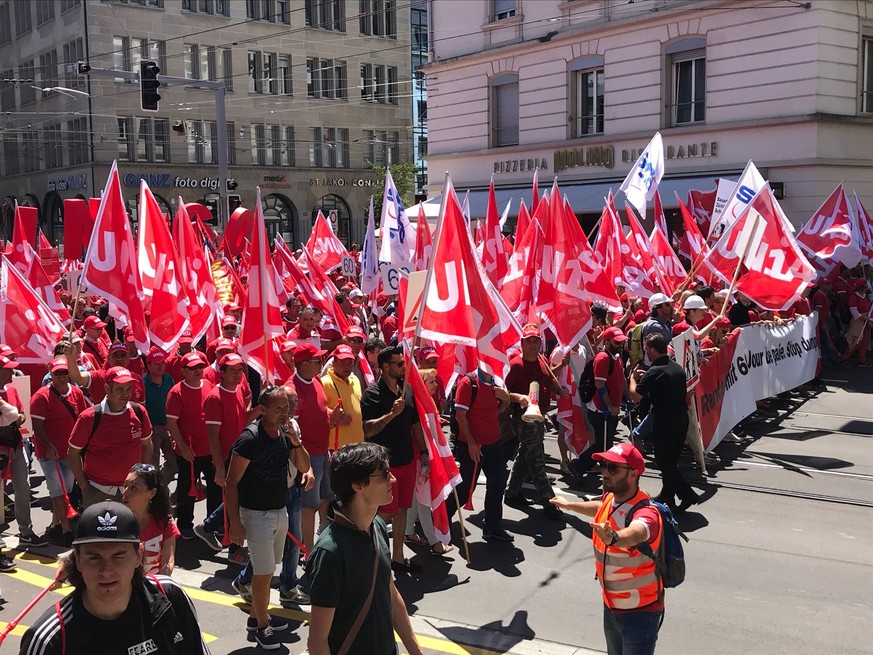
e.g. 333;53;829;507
0;621;29;637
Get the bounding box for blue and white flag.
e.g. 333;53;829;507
619;132;664;216
378;167;414;265
361;196;380;296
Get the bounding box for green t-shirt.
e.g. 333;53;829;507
308;512;395;655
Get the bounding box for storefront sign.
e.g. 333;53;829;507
493;158;549;174
48;173;88;192
622;141;718;164
262;174;291;189
554;146;615;172
122;173;220;190
309;178;378;187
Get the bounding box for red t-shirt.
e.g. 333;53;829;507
141;516;180;575
286;325;321;348
203;365;251;397
29;385;89;458
591;351;624;412
87;369;145;405
81;338;108;365
294;372;330;455
204;384;250;459
69;402;153;486
850;292;871;316
811;289;830;323
454;374;500;445
695;311;716;331
165;380;214;457
381;315;398;344
505;355;553;412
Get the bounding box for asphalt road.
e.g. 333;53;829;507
1;362;871;655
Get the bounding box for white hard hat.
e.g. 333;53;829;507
648;293;671;312
683;295;707;310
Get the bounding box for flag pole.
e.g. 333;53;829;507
452;487;472;563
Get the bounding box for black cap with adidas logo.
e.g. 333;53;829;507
72;501;141;546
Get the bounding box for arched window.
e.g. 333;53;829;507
262;193;298;245
311;194;351;245
42;191;64;246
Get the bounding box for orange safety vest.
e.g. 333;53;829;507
592;489;663;610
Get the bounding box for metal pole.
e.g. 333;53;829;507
214;84;228;230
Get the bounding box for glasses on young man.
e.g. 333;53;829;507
369;469;392;481
603;463;633;475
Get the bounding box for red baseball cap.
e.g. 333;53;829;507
345;326;366;340
332;345;355;360
280;340;297;354
84;315;107;329
293;342;327;364
219;353;245;368
222;315;238;327
0;344;14;358
181;352;206;368
49;358;69;373
178;331;194;344
146;347;167;364
0;356;18;370
213;338;236;355
522;324;541;339
108;342;128;354
592;443;645;475
107;367;136;384
419;347;438;361
601;327;628;343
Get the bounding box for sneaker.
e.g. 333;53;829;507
247;615;290;633
46;523;63;544
231;577;253;604
482;530;514;543
279;585;311;607
229;548;250;566
504;494;531;508
193;524;223;552
179;528;196;540
255;625;281;650
19;532;48;547
0;552;16;572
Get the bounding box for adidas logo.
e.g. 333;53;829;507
96;511;118;532
173;632;183;644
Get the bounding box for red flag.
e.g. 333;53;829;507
795;183;863;279
414;212;433;271
482;177;509;289
514;200;531;251
531;168;539;214
473;219;485;249
417;176;522;380
10;207;37;281
650;225;686;296
63;199;92;262
306;211;348;273
687;185;718;238
677;196;710;267
405;350;462;545
0;256;66;363
301;249;350;336
704;185;815;311
14;205;37;249
562;196;619;310
81;161;149;352
624;204;664;297
537;182;593;347
653;190;669;239
554;348;590;458
239;188;285;381
137;181;190;350
174;202;219;342
853;192;873;261
223;206;254;257
501;218;542;322
37;229;51;251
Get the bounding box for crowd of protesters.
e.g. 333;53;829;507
0;250;870;652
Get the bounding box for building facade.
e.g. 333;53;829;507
425;0;873;232
0;0;413;248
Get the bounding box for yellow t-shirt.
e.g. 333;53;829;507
321;369;364;448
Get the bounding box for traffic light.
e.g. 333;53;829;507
226;178;238;191
228;194;242;213
140;60;161;111
203;198;219;224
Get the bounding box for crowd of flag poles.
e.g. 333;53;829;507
2;133;873;548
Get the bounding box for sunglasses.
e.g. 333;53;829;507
603;463;633;475
388;361;405;367
222;326;236;331
347;338;363;344
52;370;69;376
369;469;391;481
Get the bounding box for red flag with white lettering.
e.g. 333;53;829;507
0;255;66;363
514;200;531;252
239;187;285;381
704;185;815;311
650;225;686;296
482;177;509;289
687;185;717;238
561;196;619;311
306;211;348;273
624;204;664;297
81;161;149;352
554;347;590;458
501;218;542;324
137;181;190;351
174;201;218;343
853;191;873;261
414;212;433;271
795;183;863;279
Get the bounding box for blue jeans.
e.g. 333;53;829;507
237;485;303;590
632;412;654;443
603;606;663;655
203;502;224;535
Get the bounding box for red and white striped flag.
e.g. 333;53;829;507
306;211;348;273
482;177;509;289
174;203;218;344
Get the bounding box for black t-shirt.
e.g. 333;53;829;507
77;587;152;653
636;355;689;437
728;301;752;326
360;378;419;467
232;421;290;510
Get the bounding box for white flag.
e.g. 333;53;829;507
708;160;766;239
378;167;413;265
361;196;380;295
619;132;664;215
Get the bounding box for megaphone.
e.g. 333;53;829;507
522;381;545;423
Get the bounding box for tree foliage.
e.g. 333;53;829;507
367;162;418;224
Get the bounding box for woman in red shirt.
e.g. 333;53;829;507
122;462;180;576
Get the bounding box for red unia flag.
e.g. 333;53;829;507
514;200;531;253
306;211;348;273
562;196;619;310
82;161;149;352
482;177;509;288
687;185;717;238
405;350;462;544
649;225;686;296
414;212;433;271
537;182;593;347
9;216;70;324
10;205;37;280
795;183;863;279
174;201;218;342
417;175;522;380
554;346;590;458
137;181;190;351
625;204;665;297
239;187;285;381
0;256;66;363
853;191;873;261
501;218;542;324
704;185;815;311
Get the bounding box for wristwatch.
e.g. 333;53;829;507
607;529;619;546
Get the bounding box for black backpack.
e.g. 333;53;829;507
447;373;477;436
579;355;614;403
626;498;689;589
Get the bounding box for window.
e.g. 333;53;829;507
36;0;54;25
490;73;519;147
183;0;229;15
273;125;294;166
571;58;604;137
0;69;15;111
22;131;39;173
309;127;348;168
187;120;207;163
251;124;267;165
307;58;347;99
220;48;233;90
666;38;706;126
44;124;63;169
361;64;375;101
411;7;427;52
248;51;262;93
305;0;345;31
118;117;134;161
67;117;89;164
3;135;19;176
249;51;288;94
60;0;81;11
154;118;169;162
19;60;36;106
0;4;10;46
15;1;32;36
226;121;237;165
38;51;59;95
363;129;399;166
62;38;85;89
862;35;873;113
492;0;516;21
417;99;428;124
360;0;396;37
278;55;292;95
119;117;165;162
114;36;166;83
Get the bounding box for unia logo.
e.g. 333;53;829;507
97;511;118;532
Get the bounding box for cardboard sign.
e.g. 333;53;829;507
380;262;411;294
401;270;428;335
341;255;357;277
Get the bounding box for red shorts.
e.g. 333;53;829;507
380;461;416;514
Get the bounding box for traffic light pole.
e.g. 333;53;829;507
79;66;230;229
